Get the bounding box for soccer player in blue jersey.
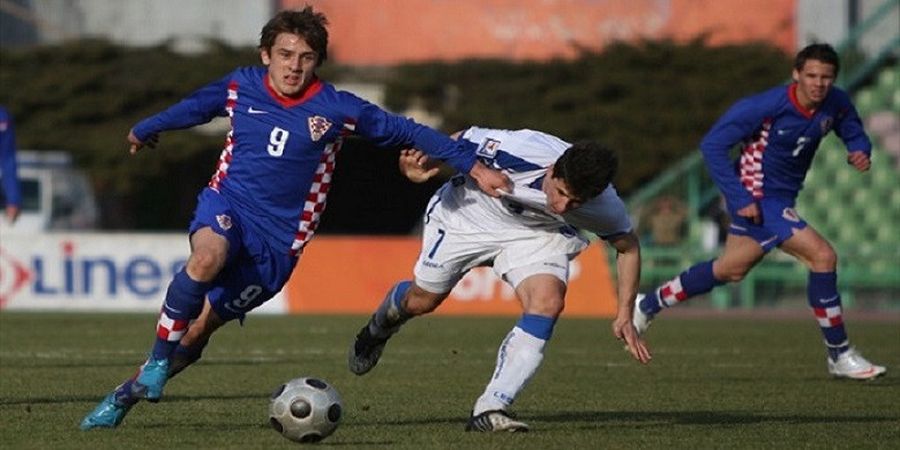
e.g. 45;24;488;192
349;128;652;432
0;106;21;224
631;43;885;380
80;7;509;430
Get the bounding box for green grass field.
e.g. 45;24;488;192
1;312;898;449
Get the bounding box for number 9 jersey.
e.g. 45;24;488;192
132;66;479;256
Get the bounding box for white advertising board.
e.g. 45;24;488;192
0;232;286;313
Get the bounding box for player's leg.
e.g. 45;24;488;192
635;232;764;332
136;226;226;401
466;262;567;433
780;225;886;379
168;298;228;378
80;230;228;431
349;282;449;375
350;220;478;375
80;297;229;430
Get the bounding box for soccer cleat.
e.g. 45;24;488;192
465;410;529;432
348;320;388;375
136;357;170;402
80;392;133;430
632;293;653;336
827;347;886;380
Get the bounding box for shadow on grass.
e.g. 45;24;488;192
0;392;270;406
532;409;900;426
350;409;900;428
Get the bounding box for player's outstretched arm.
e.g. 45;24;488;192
127;129;158;155
398;149;442;183
608;231;652;364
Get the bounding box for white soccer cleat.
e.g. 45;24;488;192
632;293;653;337
827;347;886;380
465;410;529;432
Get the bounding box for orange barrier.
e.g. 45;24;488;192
284;0;796;65
285;237;617;317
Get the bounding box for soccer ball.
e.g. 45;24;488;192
269;377;343;443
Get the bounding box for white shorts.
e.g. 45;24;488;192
413;219;589;294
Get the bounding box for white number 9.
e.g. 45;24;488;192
268;127;289;157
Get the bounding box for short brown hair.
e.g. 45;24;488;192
795;43;839;75
259;7;329;65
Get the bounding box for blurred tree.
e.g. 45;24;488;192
0;38;790;232
384;38;791;194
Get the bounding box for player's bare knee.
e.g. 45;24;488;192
186;249;224;280
526;296;565;318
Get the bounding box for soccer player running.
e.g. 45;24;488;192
80;7;509;430
631;43;885;380
349;127;652;432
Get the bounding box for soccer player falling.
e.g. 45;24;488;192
350;127;651;432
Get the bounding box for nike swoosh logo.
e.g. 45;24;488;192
248;106;269;114
163;304;182;314
820;295;839;304
759;235;778;247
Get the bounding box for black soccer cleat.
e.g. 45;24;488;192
348;318;389;375
465;410;529;432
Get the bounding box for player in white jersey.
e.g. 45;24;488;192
349;127;651;432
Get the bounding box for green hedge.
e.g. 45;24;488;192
0;39;790;230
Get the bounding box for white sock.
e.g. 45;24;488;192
472;326;546;415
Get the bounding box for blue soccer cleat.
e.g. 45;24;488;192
80;393;133;430
136;357;170;402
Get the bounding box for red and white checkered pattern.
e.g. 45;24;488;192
209;81;239;191
813;306;843;328
156;311;189;342
739;119;771;199
290;142;342;255
659;276;688;307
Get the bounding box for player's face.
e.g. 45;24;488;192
792;59;836;109
543;173;583;214
261;32;319;99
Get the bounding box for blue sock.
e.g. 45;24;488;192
168;343;206;378
150;270;211;360
113;379;142;406
516;314;557;340
808;271;848;361
370;281;413;338
641;260;724;315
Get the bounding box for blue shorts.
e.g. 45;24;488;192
727;197;807;252
189;188;297;322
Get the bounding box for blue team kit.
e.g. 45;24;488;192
699;83;871;250
132;66;480;319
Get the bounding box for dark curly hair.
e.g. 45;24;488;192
552;141;618;202
259;7;329;66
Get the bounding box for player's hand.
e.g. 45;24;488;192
468;161;511;198
847;151;871;172
128;129;158;155
399;149;442;183
5;205;20;223
613;316;651;364
737;202;761;225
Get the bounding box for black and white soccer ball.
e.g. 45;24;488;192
269;377;343;443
